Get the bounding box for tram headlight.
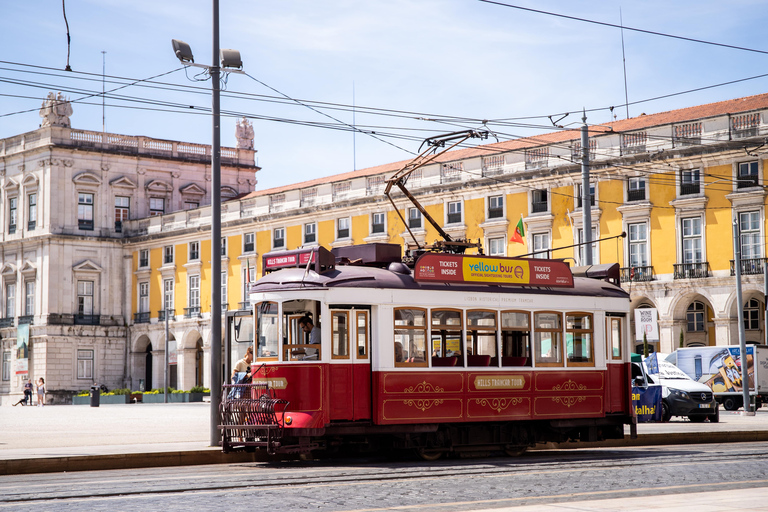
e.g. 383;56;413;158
284;415;292;425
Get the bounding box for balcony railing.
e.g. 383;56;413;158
115;220;122;232
620;266;654;282
627;188;646;201
222;303;229;312
679;182;701;196
8;224;16;234
238;301;251;311
674;262;709;279
730;257;768;276
158;309;175;322
18;315;33;325
78;219;94;230
28;220;36;231
531;200;548;213
737;176;759;189
576;196;595;208
184;307;202;319
134;312;150;324
74;314;101;325
0;317;14;328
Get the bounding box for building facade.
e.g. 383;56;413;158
3;92;768;404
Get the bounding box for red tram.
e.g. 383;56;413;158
220;243;635;458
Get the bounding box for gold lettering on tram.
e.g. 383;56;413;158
252;378;287;389
473;375;526;390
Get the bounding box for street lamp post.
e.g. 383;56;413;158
172;0;243;445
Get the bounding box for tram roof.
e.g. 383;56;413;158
249;264;629;299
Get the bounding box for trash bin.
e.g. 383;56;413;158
90;385;100;407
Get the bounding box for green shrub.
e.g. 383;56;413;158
76;390;90;397
146;387;176;394
189;386;209;393
110;388;132;395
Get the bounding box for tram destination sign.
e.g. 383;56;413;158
414;253;573;288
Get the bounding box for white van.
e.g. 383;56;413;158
645;358;719;423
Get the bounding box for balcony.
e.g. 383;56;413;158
74;314;101;325
78;219;94;231
18;315;33;325
627;188;646;202
8;224;16;234
679;182;701;196
674;262;709;279
238;301;251;311
531;200;548;214
158;309;175;322
730;257;768;276
737;176;759;189
0;317;14;328
134;312;150;324
620;266;654;283
115;220;122;232
576;196;595;208
28;220;36;231
184;307;202;319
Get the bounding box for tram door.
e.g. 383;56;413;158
605;315;628;413
328;308;372;421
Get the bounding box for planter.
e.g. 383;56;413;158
142;392;208;403
72;394;131;405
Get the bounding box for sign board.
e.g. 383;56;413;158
414;253;573;287
634;308;659;342
632;385;662;422
15;324;29;375
264;251;313;269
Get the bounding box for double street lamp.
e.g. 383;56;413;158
171;0;244;445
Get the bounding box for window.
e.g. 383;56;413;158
243;232;255;253
680;169;700;195
628;177;646;201
739;211;761;260
28;193;37;230
5;283;15;318
185;201;199;210
687;301;705;332
578;184;596;208
139;249;149;268
738;161;759;188
532;233;549;259
534;312;562;366
745;298;761;330
77;349;94;380
115;196;129;231
578;227;597;265
137;282;150;314
531;189;548;213
163;245;174;264
408;208;422;229
394;308;427;367
488;237;505;256
77;281;94;316
24;281;34;316
273;227;285;249
337;218;350;239
163;279;174;311
8;197;17;234
566;313;593;365
242;263;255;308
2;351;10;381
221;271;228;310
304;223;316;244
430;309;463;365
466;310;497;366
371;212;386;234
188;275;200;308
682;217;703;264
608;317;623;360
149;197;165;216
256;302;279;359
501;311;530;366
189;241;200;261
356;311;369;359
447;201;462;224
221;237;227;256
488;195;503;219
78;193;94;230
331;311;350;359
628;223;648;267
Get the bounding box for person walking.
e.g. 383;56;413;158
36;377;46;407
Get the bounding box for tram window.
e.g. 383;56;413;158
501;311;531;367
430;309;464;367
283;300;321;361
356;311;369;359
332;311;350;359
608;317;622;360
394;308;427;367
534;312;563;366
256;302;279;360
566;312;594;366
467;310;497;366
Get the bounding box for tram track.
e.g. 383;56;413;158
3;443;768;505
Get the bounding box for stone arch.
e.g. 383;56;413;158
132;334;152;391
725;288;766;345
671;292;716;348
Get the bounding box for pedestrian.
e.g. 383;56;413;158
13;379;34;406
36;377;46;407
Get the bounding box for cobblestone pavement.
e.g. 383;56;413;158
1;442;767;511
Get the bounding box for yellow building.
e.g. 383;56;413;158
125;93;768;390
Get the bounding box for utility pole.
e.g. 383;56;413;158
733;216;752;414
581;110;593;265
164;308;170;403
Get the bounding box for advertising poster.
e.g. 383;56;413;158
632;385;662;422
15;323;29;375
634;308;659;342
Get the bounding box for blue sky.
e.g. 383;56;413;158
2;1;768;190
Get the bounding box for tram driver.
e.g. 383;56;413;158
294;315;320;360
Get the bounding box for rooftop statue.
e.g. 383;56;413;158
235;117;254;150
39;92;73;128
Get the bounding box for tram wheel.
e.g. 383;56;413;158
504;445;528;457
415;448;444;461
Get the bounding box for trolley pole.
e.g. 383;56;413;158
733;216;752;414
581;111;592;265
